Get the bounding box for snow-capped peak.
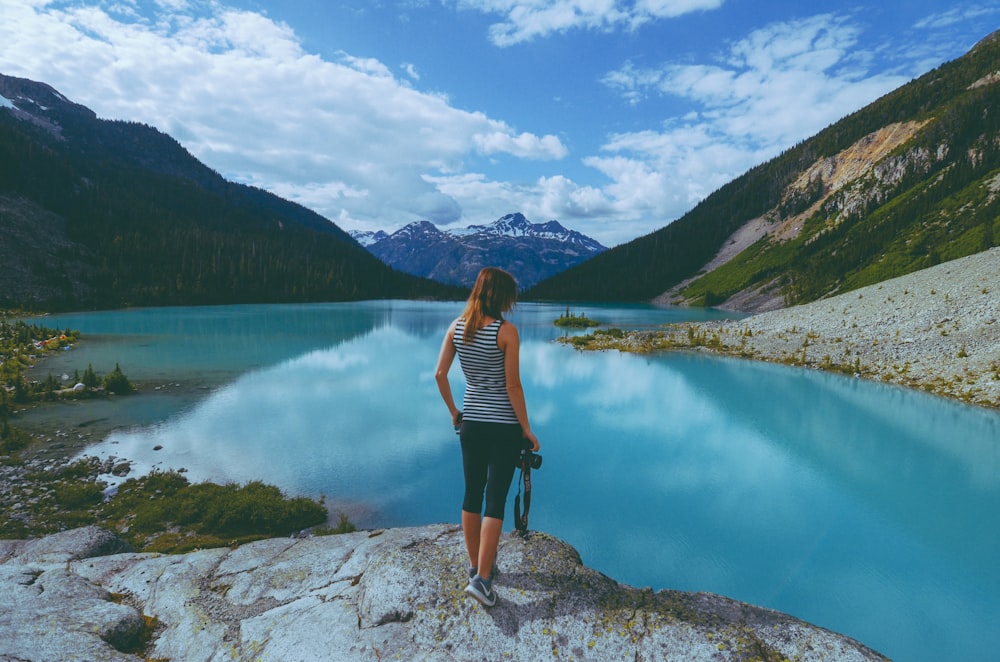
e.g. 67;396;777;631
459;213;587;243
348;229;390;247
355;213;607;288
390;220;445;240
361;214;606;251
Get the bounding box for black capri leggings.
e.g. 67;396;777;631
460;420;523;520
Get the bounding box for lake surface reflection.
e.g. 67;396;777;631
30;301;1000;661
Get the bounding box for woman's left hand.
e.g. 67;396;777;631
523;430;540;452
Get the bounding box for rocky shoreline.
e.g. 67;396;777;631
573;247;1000;410
0;525;889;661
0;379;229;539
0;406;147;540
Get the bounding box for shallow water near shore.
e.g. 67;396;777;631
20;301;1000;661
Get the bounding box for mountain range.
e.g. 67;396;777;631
0;74;460;310
2;28;999;313
350;213;606;288
526;29;1000;312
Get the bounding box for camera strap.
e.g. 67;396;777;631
514;457;532;537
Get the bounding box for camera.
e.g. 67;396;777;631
519;445;542;470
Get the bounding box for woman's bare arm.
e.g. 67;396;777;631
499;322;540;451
435;320;462;427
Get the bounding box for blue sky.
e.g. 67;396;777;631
1;1;997;246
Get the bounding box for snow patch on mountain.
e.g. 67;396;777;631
352;213;603;249
350;229;390;247
349;213;607;288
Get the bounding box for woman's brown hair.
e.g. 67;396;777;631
460;267;518;343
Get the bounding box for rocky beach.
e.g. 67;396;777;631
575;247;1000;410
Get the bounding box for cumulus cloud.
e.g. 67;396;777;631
456;0;723;46
0;0;566;234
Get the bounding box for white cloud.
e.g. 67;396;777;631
473;125;569;159
602;14;897;147
588;14;914;237
914;4;1000;29
0;0;566;230
414;9;920;247
456;0;723;46
401;62;421;80
153;0;191;10
0;2;982;250
426;170;636;244
631;0;725;25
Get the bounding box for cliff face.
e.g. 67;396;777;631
0;525;887;661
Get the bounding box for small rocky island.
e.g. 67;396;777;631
0;525;887;661
554;308;601;328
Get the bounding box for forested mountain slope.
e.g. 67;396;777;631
525;30;1000;312
0;74;461;310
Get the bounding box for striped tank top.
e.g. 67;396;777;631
453;319;518;424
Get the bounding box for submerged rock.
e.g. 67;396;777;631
0;525;887;661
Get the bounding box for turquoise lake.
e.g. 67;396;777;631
23;301;1000;661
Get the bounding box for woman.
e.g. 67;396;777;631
435;267;540;608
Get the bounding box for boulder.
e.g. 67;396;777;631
0;524;133;565
0;525;888;661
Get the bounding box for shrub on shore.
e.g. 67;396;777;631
0;419;32;455
103;470;329;552
2;460;333;553
102;363;134;394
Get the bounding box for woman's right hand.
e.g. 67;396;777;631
523;430;540;452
